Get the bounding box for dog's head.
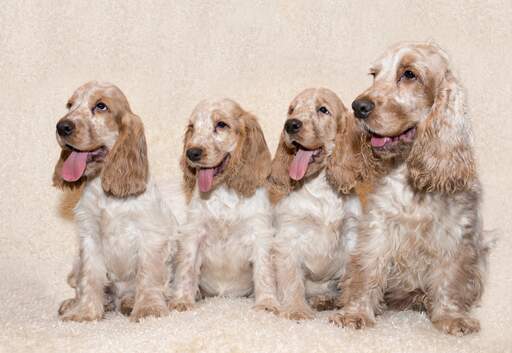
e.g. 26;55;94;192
269;88;367;202
53;81;148;197
352;43;475;193
181;99;271;200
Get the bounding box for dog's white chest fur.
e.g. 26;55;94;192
368;165;475;286
76;178;175;284
274;171;360;295
187;186;273;297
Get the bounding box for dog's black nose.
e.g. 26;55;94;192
56;120;75;137
284;119;303;134
186;147;203;162
352;99;375;119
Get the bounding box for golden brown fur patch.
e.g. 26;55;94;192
407;71;476;193
267;135;295;204
326;114;375;195
101;113;148;197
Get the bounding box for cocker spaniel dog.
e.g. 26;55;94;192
268;88;368;320
169;99;278;312
53;81;176;322
329;43;489;335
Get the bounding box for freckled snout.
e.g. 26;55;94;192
284;119;302;134
56;119;75;137
352;99;375;120
186;147;203;162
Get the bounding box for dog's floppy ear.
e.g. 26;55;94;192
407;70;476;193
267;132;295;204
52;149;86;190
101;113;148;197
226;112;271;197
326;109;371;194
180;126;196;202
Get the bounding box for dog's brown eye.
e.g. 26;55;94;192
95;102;108;111
216;121;229;130
402;70;416;80
318;106;330;115
66;102;72;109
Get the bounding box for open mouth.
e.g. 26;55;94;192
367;126;416;149
196;154;230;193
289;142;323;181
61;145;108;182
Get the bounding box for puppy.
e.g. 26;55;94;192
329;43;489;336
169;99;278;312
268;88;367;320
53;81;176;322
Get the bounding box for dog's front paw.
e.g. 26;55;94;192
432;315;480;336
253;298;280;315
119;295;135;316
58;298;78;316
59;302;104;322
168;300;195;312
130;302;169;322
329;311;375;329
280;306;315;321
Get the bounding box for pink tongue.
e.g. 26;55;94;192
370;136;392;148
198;168;215;193
289;149;314;181
61;151;89;182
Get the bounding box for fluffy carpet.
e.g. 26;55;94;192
1;0;511;352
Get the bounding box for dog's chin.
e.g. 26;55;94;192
364;126;416;160
370;140;414;160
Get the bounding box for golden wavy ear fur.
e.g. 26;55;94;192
52;149;86;190
407;71;475;193
267;133;295;204
101;113;148;197
326;110;372;194
226;112;271;197
180;127;196;202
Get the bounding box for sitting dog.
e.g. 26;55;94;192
268;88;368;320
329;43;490;336
53;81;176;322
169;99;278;312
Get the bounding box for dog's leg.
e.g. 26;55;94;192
168;228;202;312
273;243;314;320
329;222;390;329
251;225;279;314
130;231;171;322
429;236;485;336
59;218;107;322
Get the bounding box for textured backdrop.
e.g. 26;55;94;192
1;1;511;352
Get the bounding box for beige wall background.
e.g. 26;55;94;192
1;1;511;352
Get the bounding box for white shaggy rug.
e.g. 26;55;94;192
0;274;510;353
